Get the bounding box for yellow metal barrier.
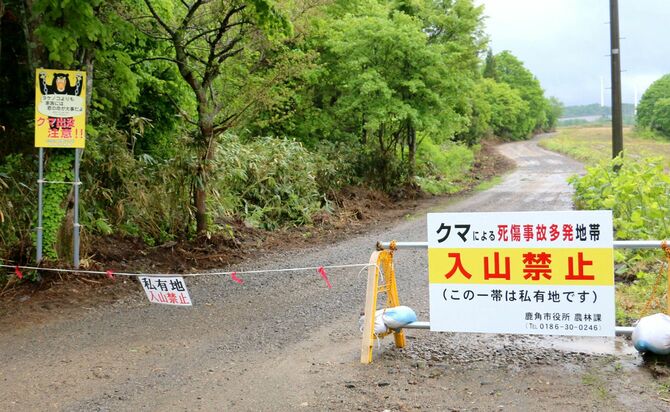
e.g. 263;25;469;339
360;246;406;364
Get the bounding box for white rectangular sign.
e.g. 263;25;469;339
138;276;192;306
427;211;614;337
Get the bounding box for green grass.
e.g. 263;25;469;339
474;176;503;192
539;126;670;165
581;371;609;400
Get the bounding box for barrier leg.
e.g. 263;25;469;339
382;251;406;349
360;249;406;364
360;251;381;364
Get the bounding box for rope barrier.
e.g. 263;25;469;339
37;179;82;185
0;262;375;279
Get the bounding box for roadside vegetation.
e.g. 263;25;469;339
1;0;559;276
541;125;670;324
539;126;670;163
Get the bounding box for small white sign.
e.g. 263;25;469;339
138;276;192;306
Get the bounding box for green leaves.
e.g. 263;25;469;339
34;0;109;67
572;156;670;323
2;0;559;261
571;155;670;241
484;51;552;136
0;155;37;258
637;74;670;138
479;78;531;140
249;0;292;36
39;153;74;260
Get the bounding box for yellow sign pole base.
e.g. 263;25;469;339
360;247;406;364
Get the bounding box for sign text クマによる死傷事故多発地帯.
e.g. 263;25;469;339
427;211;614;337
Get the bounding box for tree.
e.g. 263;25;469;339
275;0;486;187
455;78;492;145
545;96;563;131
647;98;670;137
482;48;496;80
490;50;548;134
480;78;531;140
319;9;464;186
0;0;149;261
637;74;670;138
0;0;134;154
405;0;488;148
138;0;291;234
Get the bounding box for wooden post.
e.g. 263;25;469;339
361;251;381;364
360;249;406;364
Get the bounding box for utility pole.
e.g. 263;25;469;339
610;0;623;159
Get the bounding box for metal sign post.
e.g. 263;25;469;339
36;148;44;264
73;148;81;268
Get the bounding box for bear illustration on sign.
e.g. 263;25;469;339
39;72;83;96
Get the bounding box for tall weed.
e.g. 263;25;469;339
210;134;323;230
416;136;475;195
82;126;193;244
0;154;36;262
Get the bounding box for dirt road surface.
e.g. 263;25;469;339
2;137;669;411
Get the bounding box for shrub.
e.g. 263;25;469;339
415;136;474;195
81;126;193;243
210;134;324;230
570;155;670;324
637;74;670;138
0;154;36;262
570;155;670;240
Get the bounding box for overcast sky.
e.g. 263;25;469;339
477;0;670;106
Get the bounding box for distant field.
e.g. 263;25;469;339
539;126;670;165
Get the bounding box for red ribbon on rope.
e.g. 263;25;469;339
14;266;23;280
317;266;332;289
106;270;115;280
230;272;244;284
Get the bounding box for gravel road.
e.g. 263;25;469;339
2;137;668;411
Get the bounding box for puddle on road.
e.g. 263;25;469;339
532;335;644;370
536;335;638;357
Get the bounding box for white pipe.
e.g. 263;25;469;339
377;240;669;250
402;322;634;336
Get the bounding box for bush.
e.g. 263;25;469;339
570;155;670;240
570;156;670;324
210;134;325;230
415;136;474;195
0;154;36;262
81;126;194;244
480;78;532;140
637;74;670;138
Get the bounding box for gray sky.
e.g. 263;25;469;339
478;0;670;106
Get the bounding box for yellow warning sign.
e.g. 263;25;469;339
34;69;87;148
